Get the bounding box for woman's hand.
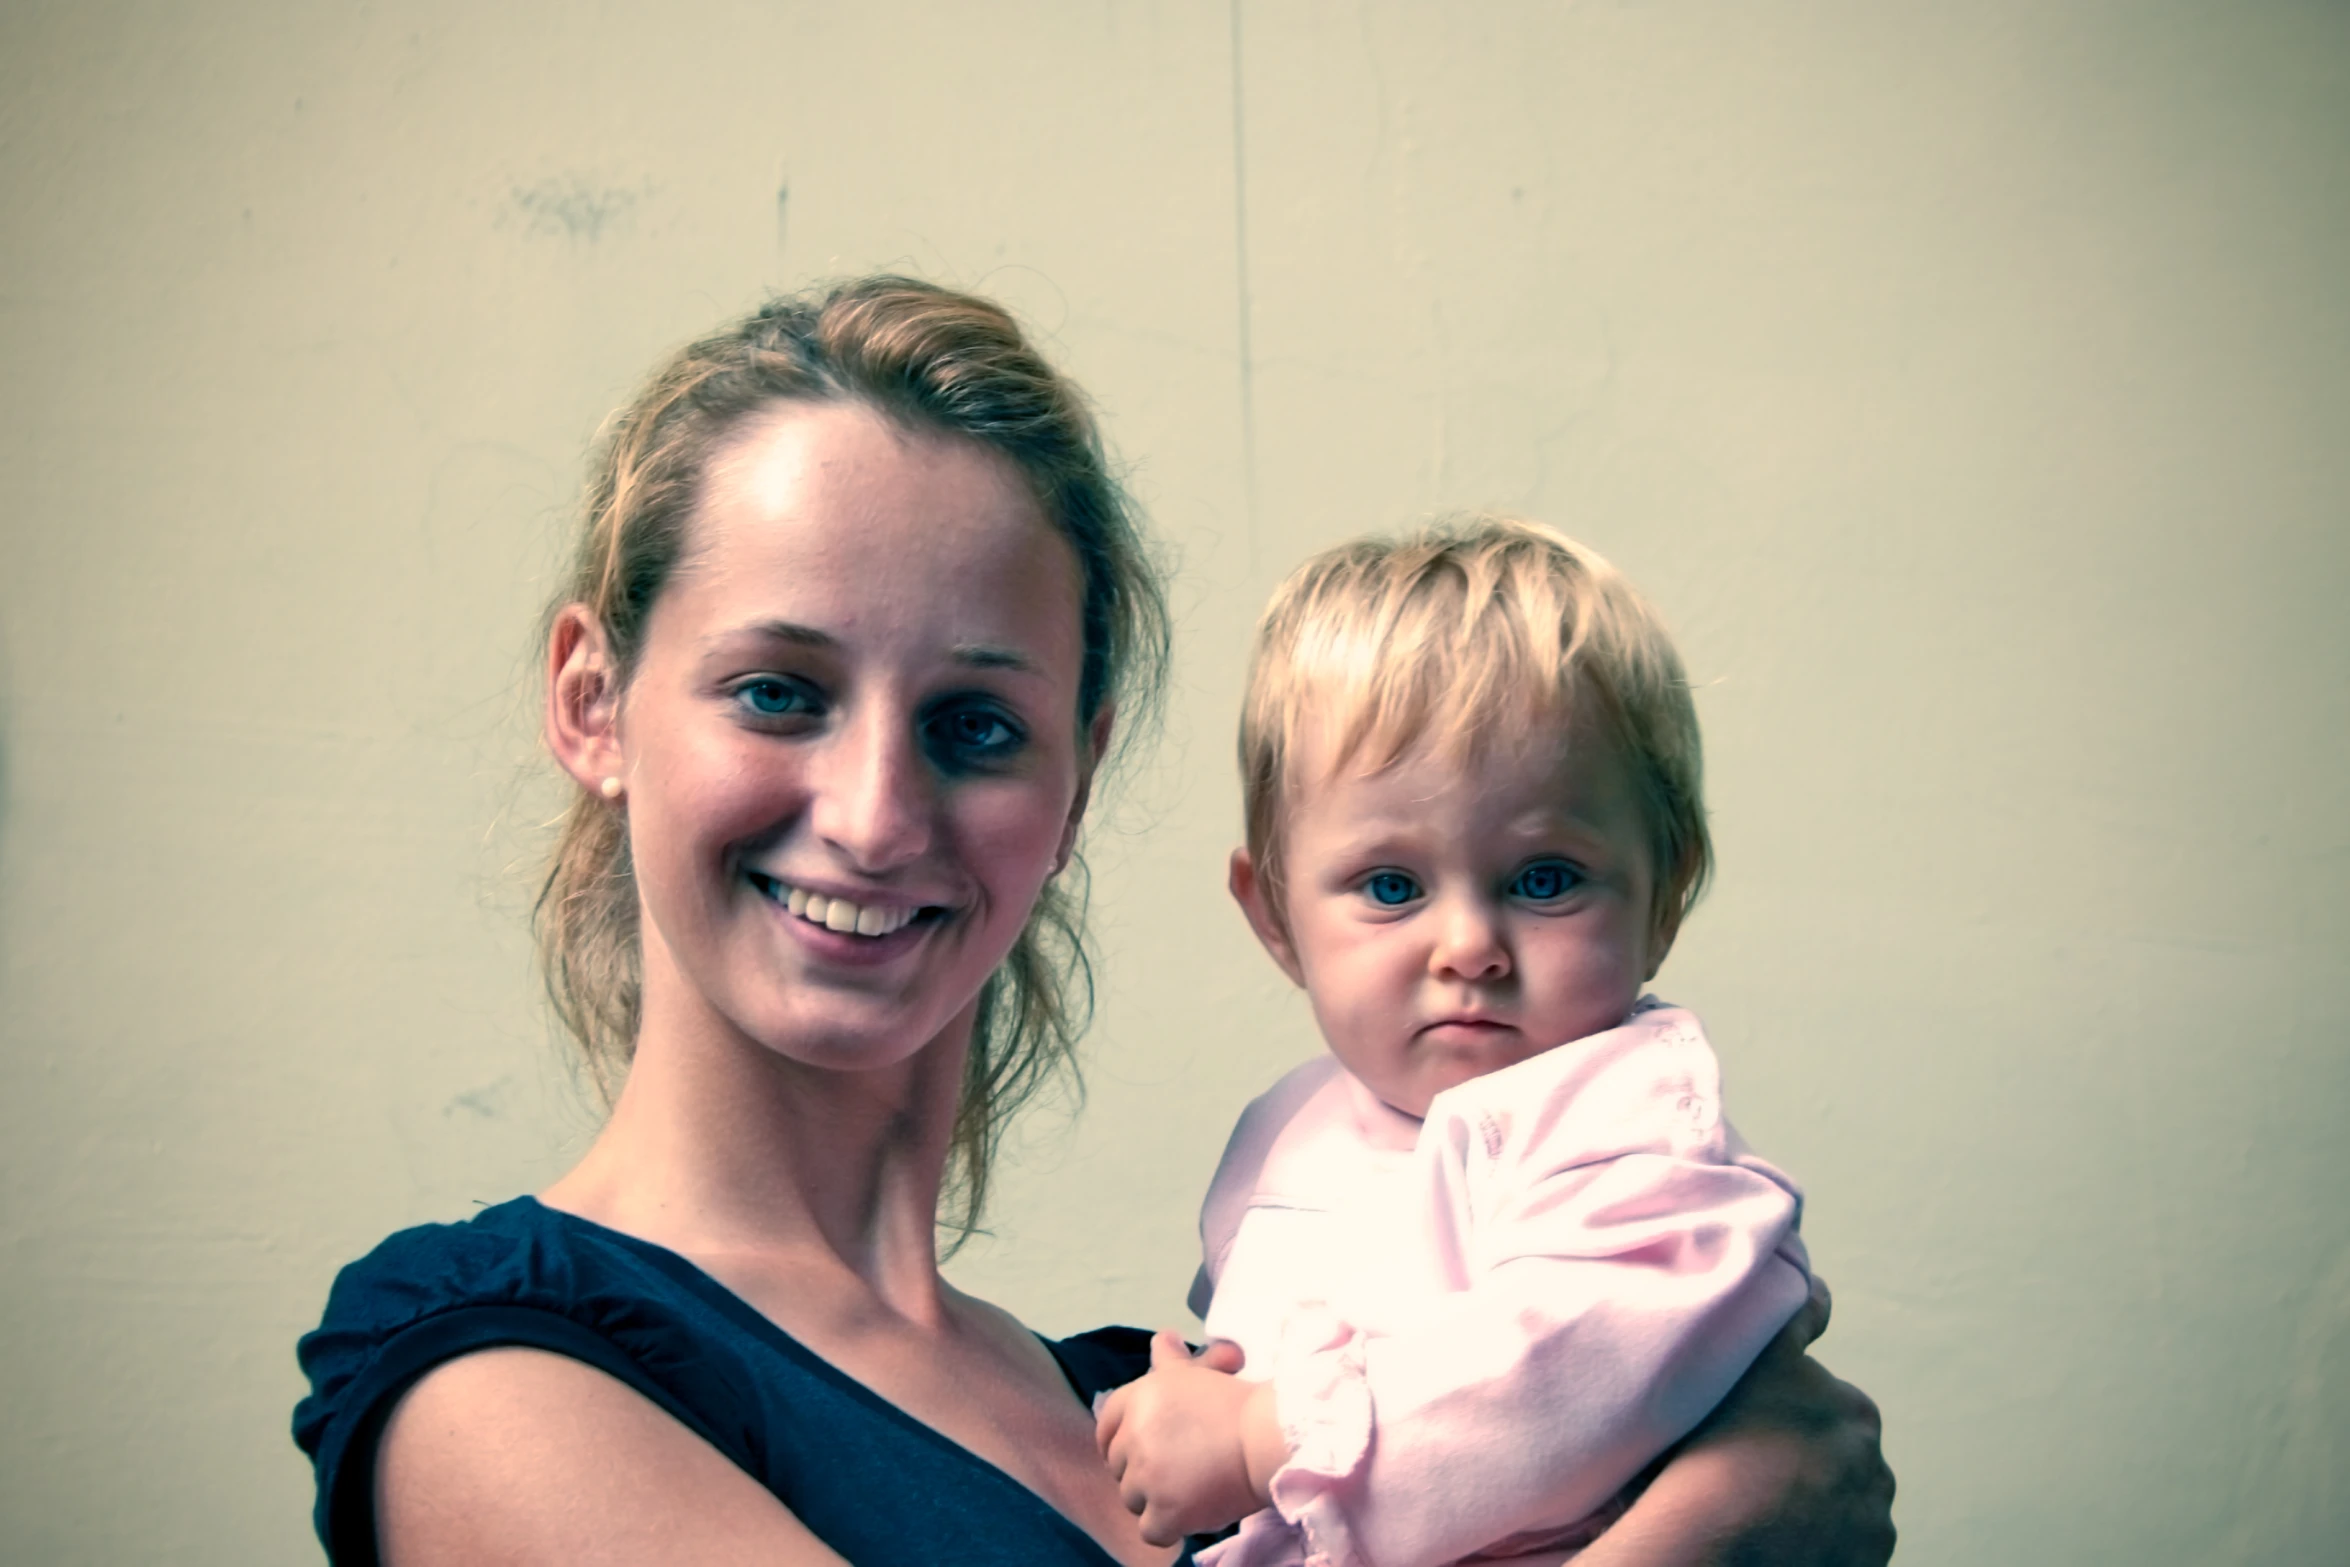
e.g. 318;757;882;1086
1582;1276;1896;1567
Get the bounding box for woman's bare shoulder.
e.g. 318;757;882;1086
375;1347;848;1567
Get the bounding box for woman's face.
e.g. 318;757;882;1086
608;400;1096;1074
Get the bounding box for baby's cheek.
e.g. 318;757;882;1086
1313;999;1389;1086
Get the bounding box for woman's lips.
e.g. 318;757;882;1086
786;883;915;937
746;873;943;940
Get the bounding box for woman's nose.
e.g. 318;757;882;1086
1429;898;1511;982
809;706;934;873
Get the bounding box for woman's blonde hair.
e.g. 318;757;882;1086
535;276;1169;1242
1238;513;1710;946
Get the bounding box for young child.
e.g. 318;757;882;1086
1096;516;1813;1567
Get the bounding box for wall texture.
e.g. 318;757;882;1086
2;3;2344;1562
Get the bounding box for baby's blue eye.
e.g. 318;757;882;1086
1511;861;1580;902
1364;871;1420;907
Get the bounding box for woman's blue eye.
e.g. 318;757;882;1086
1512;861;1580;902
928;704;1024;765
737;678;814;718
1364;871;1420;907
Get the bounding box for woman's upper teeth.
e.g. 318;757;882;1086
781;883;917;937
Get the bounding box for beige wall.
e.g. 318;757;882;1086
3;3;2345;1562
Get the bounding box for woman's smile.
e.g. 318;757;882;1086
752;873;932;939
745;869;956;970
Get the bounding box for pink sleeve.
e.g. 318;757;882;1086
1260;1010;1810;1567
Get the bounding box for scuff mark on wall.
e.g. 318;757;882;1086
508;177;648;242
444;1077;515;1120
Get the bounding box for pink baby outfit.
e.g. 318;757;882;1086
1189;1001;1810;1567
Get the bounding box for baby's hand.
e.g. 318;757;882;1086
1094;1331;1286;1546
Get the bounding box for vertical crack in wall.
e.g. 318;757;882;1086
1229;0;1258;569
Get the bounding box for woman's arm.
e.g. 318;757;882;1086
1574;1279;1896;1567
375;1348;851;1567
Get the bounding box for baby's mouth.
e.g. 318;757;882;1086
1421;1016;1514;1037
747;873;938;938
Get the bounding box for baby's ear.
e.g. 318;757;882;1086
1643;896;1683;982
1228;849;1306;988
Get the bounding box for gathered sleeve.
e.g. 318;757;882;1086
1250;1009;1810;1567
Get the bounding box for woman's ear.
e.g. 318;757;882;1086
545;605;626;796
1052;704;1116;875
1228;848;1305;988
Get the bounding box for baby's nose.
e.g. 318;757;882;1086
1430;903;1510;980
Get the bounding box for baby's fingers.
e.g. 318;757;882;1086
1191;1337;1246;1375
1093;1386;1129;1458
1135;1507;1186;1549
1111;1448;1161;1522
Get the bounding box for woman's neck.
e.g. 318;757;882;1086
543;975;974;1325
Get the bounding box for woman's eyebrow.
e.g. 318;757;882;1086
710;619;836;651
951;643;1041;674
704;623;1038;675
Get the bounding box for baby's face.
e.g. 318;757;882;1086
1255;711;1666;1118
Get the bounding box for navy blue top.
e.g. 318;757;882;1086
293;1197;1192;1566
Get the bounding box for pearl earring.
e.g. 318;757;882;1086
599;776;623;800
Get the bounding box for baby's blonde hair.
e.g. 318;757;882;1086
1239;514;1711;944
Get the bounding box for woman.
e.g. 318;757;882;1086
294;276;1894;1566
